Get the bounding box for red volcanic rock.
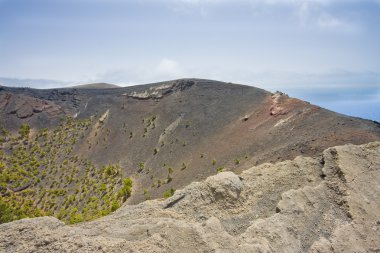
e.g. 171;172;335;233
0;93;64;119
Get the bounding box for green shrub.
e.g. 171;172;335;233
69;208;84;224
110;200;120;212
0;197;25;223
117;178;132;200
99;183;107;192
138;162;144;172
0;126;8;136
163;188;175;198
104;165;118;177
19;124;30;139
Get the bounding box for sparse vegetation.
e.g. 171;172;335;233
138;162;145;172
216;167;224;173
0;117;132;224
142;115;158;137
1;126;8;136
163;188;175;198
117;178;133;201
167;167;173;182
143;189;150;200
18;124;30;139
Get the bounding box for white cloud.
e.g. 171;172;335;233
155;58;183;78
89;58;184;86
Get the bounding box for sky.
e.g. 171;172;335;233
0;0;379;121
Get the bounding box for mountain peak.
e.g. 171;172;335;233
69;83;120;89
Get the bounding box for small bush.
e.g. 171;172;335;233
138;162;145;172
0;126;8;136
118;178;133;200
69;208;83;224
143;189;150;200
110;200;119;212
163;188;175;198
19;124;30;139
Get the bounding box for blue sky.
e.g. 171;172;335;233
0;0;379;121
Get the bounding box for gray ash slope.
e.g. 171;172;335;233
1;78;379;203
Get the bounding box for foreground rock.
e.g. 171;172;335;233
1;142;379;253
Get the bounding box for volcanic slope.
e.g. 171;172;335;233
0;79;379;209
1;142;379;252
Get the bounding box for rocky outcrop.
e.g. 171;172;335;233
0;93;64;119
270;92;290;116
1;142;379;252
125;79;195;100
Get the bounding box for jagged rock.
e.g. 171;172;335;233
0;93;64;119
205;171;243;200
125;79;195;100
270;92;289;116
1;142;379;252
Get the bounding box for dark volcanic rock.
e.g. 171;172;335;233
0;93;65;120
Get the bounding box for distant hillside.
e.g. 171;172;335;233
0;77;69;89
0;78;379;224
69;83;120;89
